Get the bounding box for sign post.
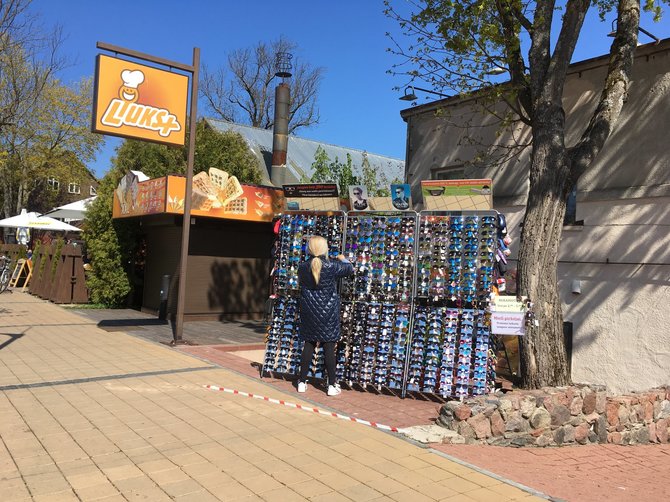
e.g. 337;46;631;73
94;42;199;344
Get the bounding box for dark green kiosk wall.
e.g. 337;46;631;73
141;215;274;321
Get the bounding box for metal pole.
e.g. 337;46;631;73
174;47;200;344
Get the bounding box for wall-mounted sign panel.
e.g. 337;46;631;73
93;54;188;146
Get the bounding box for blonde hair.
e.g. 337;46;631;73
308;236;329;284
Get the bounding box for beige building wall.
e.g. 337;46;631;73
402;41;670;394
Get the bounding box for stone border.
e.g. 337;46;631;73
436;385;670;446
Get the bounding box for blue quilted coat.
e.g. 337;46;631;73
298;257;354;343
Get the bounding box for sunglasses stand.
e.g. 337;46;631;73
406;211;499;400
262;211;346;381
262;209;501;401
340;211;419;394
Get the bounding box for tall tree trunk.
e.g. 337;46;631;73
517;102;572;388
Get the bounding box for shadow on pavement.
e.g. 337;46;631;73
0;331;25;350
97;318;169;332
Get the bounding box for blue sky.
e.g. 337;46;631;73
31;0;670;178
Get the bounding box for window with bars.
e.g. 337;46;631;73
68;182;81;194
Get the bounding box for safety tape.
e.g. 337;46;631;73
205;385;406;434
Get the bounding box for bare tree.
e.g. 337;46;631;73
386;0;668;388
200;37;324;134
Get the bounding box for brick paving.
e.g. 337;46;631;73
434;443;670;502
0;292;542;501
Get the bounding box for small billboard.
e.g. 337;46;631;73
92;54;188;146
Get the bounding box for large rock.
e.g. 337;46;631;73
584;412;600;424
575;423;590;444
595;415;609;443
457;420;476;439
582;391;596;414
656;418;669;443
553;427;566;445
520;395;537;418
655;400;670;420
570;396;584;416
505;416;530;433
510;435;535;447
649;422;657;443
550;405;571;426
401;425;463;444
643;401;654;422
454;404;472;421
633;426;650;444
606;402;620;426
436;413;454;429
529;408;552;429
499;399;514;420
595;391;607;414
535;433;554;447
467;413;492;439
618;406;630;426
490;411;505;437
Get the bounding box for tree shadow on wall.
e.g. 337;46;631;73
207;259;270;322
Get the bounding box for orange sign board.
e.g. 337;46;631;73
112;172;284;223
112;172;167;218
166;175;284;223
93;54;188;146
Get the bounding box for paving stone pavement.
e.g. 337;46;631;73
0;292;543;502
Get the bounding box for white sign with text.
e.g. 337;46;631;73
491;312;526;336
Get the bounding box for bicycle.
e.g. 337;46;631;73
0;254;11;293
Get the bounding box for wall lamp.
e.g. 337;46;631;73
607;20;660;44
399;85;450;102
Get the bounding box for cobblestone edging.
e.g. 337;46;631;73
436;385;670;447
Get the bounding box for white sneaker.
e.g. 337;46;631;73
297;382;307;393
327;384;341;396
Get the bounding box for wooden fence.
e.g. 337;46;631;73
1;243;89;304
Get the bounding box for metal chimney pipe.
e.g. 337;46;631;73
271;82;290;187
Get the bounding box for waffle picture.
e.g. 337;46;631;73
192;187;214;211
192;171;220;209
208;168;229;191
220;176;244;206
223;197;248;214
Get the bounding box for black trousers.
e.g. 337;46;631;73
299;340;337;386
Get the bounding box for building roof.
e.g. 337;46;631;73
205;118;405;185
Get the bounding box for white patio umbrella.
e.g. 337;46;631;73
43;196;96;220
0;209;81;232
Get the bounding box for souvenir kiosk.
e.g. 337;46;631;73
112;170;284;320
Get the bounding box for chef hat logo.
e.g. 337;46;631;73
121;69;145;89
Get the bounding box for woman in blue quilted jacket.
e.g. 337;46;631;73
297;235;354;396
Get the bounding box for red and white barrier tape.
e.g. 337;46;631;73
205;385;405;434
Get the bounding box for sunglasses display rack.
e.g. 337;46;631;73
405;212;498;399
339;300;412;390
271;211;345;296
338;211;418;391
263;209;501;399
263;211;344;379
